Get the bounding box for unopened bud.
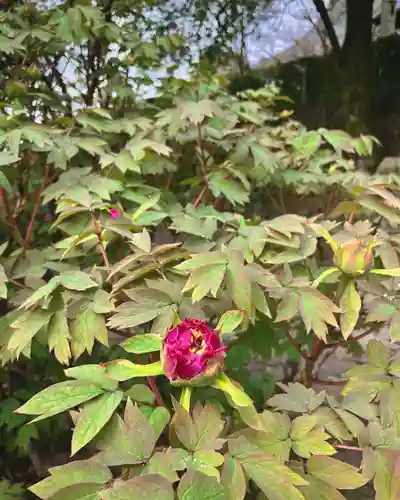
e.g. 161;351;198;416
333;239;374;277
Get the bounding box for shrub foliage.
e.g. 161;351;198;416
1;2;400;499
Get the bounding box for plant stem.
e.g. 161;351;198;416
147;375;165;407
281;326;309;362
335;444;363;452
323;328;374;348
0;189;24;245
90;211;111;268
194;185;207;209
24;166;49;248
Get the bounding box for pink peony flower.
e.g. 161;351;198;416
162;319;226;384
109;208;121;220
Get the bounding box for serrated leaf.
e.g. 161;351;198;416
101;474;174;500
97;402;156;465
367;340;390;369
21;278;60;309
0;170;12;193
216;310;245;334
307;456;368;490
226;251;252;314
177;470;224;500
121;334;162;354
298;288;339;341
148;406;171;441
48;309;71;365
72;390;123;455
70;307;108;359
340;280;361;339
125;384;155;405
60;271;98;291
65;365;118;391
15;381;104;418
221;455;246;500
8;309;52;356
29;460;111;499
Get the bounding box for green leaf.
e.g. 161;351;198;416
8;310;52;356
183;263;226;302
216;310;245;334
312;267;341;288
101;474;174;500
298;476;347;500
291;415;318;441
148;406;171;441
97;401;156;465
172;401;224;452
0;150;19;166
65;365;118;392
72;390;123;455
367;340;390;369
366;300;397;323
20;278;60;309
0;170;12;193
340;280;361;339
59;271;98;291
370;268;400;277
48;309;71;366
104;360;164;382
235;444;307;500
126;384;155;405
177;470;224;500
307;456;368;490
29;460;112;499
298;288;339;341
121;334;162;354
15;380;104;418
221;455;246;500
226;251;252;314
70;307;108;359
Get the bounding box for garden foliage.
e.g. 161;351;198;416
2;2;400;499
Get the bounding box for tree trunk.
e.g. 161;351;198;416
341;0;374;136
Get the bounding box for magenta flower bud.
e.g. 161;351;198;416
109;208;121;220
162;319;226;386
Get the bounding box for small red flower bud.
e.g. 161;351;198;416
109;208;121;220
162;319;226;385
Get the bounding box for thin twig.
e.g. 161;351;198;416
335;444;363;452
90;212;111;268
281;325;309;362
194;185;207;209
324;329;374;348
24;166;50;248
147;375;165;407
0;189;24;245
311;377;346;386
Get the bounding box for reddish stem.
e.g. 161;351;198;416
90;212;111;268
147;375;165;407
335;444;363;452
281;326;309;362
0;189;23;244
193;185;207;209
24;166;50;248
311;377;346;386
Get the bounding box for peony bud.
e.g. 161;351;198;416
333;239;373;277
161;319;226;386
109;208;121;220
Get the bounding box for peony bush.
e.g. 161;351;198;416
2;2;400;499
